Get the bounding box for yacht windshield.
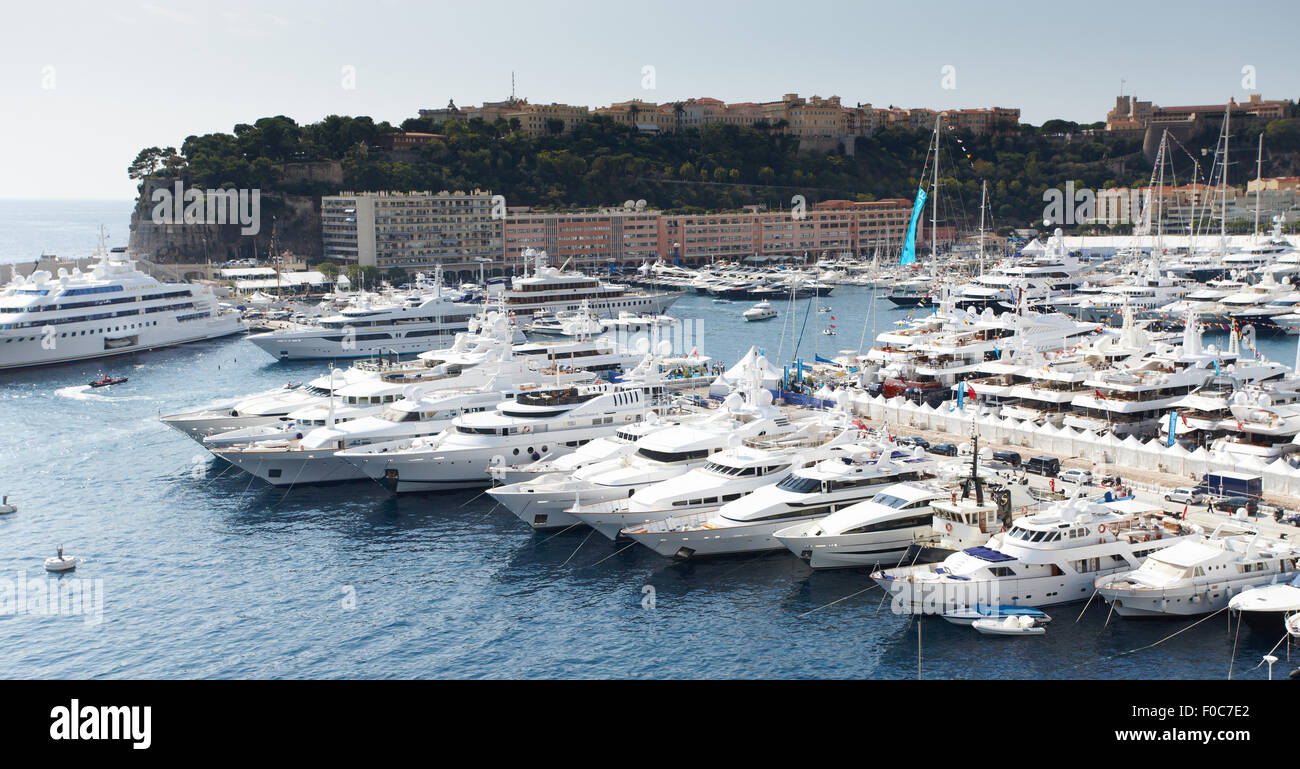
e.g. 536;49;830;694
776;475;821;494
871;493;911;509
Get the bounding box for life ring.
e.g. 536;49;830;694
945;522;953;533
521;425;533;434
1098;523;1106;533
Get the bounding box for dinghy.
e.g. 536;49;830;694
44;546;76;572
972;614;1045;636
0;495;14;515
942;605;1051;626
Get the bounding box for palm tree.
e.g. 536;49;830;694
672;102;686;133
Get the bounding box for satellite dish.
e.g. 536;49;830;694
656;339;673;357
635;337;651;354
754;389;773;406
645;411;658;424
722;393;743;411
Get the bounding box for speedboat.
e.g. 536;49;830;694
89;375;127;388
742;301;778;322
0;495;14;514
971;615;1046;636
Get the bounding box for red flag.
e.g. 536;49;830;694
1182;504;1188;519
965;383;976;399
1094;389;1105;400
830;315;836;320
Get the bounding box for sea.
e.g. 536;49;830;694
0;200;1293;679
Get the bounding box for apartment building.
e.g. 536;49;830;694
321;190;503;270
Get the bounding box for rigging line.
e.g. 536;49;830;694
559;528;595;567
534;522;580;546
1060;606;1230;673
457;487;492;509
270;458;312;508
199;460;238;488
582;541;637;568
1075;588;1100;623
1246;632;1292;671
1228;607;1243;679
798;583;879;618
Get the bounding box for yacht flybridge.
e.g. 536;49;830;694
0;246;243;370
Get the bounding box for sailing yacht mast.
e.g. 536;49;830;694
1254;133;1263;241
1220;103;1230;252
930;115;941;262
977;179;987;276
1155;129;1166;255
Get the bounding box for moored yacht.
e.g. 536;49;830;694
0;246;243;371
872;496;1196;612
623;442;939;559
338;377;671;492
1095;523;1300;617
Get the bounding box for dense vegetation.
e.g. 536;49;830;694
129;111;1300;236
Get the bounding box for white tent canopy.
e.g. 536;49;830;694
709;345;783;397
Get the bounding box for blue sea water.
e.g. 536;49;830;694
0;202;1294;679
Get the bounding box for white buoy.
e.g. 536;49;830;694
44;545;75;572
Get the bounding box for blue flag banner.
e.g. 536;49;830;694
1167;411;1178;447
899;187;927;266
814;354;835;365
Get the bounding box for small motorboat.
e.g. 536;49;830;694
0;495;14;515
742;301;778;322
972;615;1046;636
818;306;832;313
942;605;1051;626
44;546;76;573
821;328;837;336
89;375;128;388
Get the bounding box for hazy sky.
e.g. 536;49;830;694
2;0;1296;200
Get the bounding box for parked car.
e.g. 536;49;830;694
928;443;958;456
1058;468;1093;485
991;450;1021;467
1164;486;1204;505
1024;456;1060;477
1208;496;1256;515
896;436;930;449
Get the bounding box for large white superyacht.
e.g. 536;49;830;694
246;270;489;360
0;248;242;371
495;248;682;318
338;377;672;492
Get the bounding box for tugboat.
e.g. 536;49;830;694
89;374;128;388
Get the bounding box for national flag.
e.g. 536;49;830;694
965;383;976;399
1094;389;1105;400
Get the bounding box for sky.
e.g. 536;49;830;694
1;0;1297;200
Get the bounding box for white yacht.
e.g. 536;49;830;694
951;229;1088;313
491;371;798;530
338;378;671;492
1207;387;1300;461
206;355;595;485
246;274;489;360
743;301;778;322
623;443;939;559
1228;572;1300;622
872;496;1195;612
566;416;859;539
1095;523;1300;617
497;249;681;318
161;369;377;441
1065;312;1286;437
773;481;948;569
0;248;243;370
